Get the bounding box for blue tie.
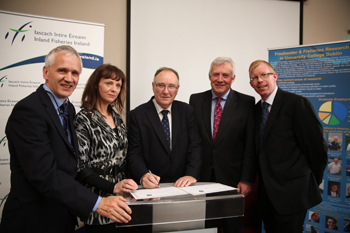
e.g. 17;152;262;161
260;102;269;148
60;103;69;138
60;103;75;155
161;110;171;147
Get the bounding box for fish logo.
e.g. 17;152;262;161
0;136;7;147
0;75;7;88
5;21;33;45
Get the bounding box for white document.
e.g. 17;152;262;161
130;183;236;200
131;186;188;200
179;183;237;195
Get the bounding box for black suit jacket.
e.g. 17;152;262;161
255;88;327;215
0;85;98;233
127;97;202;183
189;89;257;187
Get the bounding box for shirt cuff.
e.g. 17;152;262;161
92;196;102;212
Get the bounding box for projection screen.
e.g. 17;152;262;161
129;0;300;109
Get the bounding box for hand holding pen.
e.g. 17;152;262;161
141;170;161;189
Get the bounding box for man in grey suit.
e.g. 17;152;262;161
189;57;257;233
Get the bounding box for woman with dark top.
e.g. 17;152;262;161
74;64;137;232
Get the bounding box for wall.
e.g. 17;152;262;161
303;0;350;45
1;0;349;95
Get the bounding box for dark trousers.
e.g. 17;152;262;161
260;180;306;233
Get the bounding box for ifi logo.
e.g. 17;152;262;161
0;75;7;88
5;21;32;45
0;136;7;147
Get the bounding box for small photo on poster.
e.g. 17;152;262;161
345;134;350;152
327;157;342;175
305;224;319;233
347;159;350;176
328;133;342;151
346;183;350;199
325;216;338;231
344;218;350;232
327;181;341;197
309;211;320;223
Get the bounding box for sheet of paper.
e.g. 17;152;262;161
180;183;237;195
131;186;189;200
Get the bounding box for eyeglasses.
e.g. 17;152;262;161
154;83;178;91
250;73;274;83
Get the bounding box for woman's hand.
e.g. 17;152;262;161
113;179;138;194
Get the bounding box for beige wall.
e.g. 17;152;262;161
1;0;349;71
0;0;127;72
303;0;350;45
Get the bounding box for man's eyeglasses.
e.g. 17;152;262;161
250;73;274;83
154;83;178;91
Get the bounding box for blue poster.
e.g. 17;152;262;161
269;41;350;233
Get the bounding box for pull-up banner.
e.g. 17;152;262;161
269;40;350;233
0;10;104;219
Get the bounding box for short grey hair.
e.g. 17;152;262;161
153;67;180;85
45;45;83;74
209;57;235;77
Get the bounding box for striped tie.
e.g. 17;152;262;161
213;98;222;140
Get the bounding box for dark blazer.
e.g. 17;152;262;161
127;97;202;183
0;85;98;233
189;89;257;187
255;88;327;215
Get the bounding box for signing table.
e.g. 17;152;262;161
117;182;244;233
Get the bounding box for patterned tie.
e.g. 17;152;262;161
60;103;69;138
213;98;223;140
260;101;269;148
161;110;171;147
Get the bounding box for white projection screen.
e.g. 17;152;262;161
129;0;300;109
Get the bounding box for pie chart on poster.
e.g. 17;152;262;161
318;101;347;125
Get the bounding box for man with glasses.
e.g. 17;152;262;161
127;67;202;189
249;60;327;233
189;57;256;233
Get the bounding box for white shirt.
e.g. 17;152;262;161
261;86;278;111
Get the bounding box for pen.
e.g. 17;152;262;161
148;170;161;188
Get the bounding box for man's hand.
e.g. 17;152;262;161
96;196;132;223
237;181;251;196
113;179;138;194
174;176;197;187
141;173;160;189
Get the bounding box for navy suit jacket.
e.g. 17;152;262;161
0;85;98;233
189;89;257;187
127;97;202;183
255;88;327;215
